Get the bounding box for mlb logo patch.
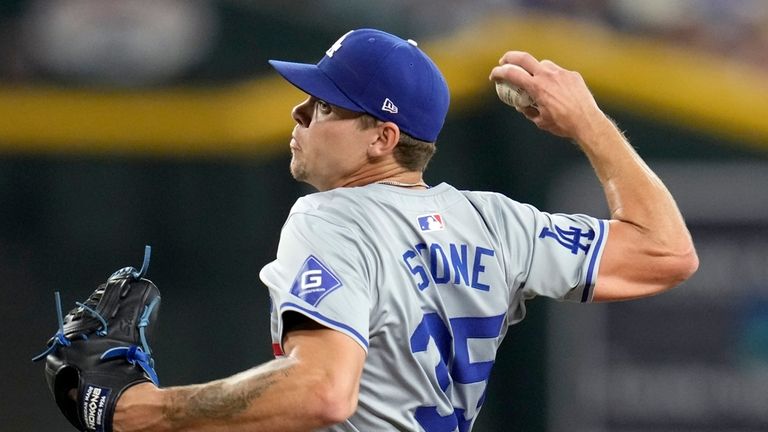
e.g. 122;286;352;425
417;213;445;232
290;255;342;306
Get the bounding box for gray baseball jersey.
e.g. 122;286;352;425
259;182;608;431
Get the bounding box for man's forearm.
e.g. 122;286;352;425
575;113;692;252
115;356;330;432
115;320;364;432
163;359;296;430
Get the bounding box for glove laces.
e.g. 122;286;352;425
31;292;71;362
100;292;161;385
100;345;159;385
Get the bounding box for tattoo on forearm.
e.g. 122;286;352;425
164;365;294;425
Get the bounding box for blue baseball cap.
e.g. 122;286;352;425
269;28;450;143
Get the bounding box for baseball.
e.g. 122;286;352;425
494;65;534;109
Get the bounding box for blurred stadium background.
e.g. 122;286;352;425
2;1;767;430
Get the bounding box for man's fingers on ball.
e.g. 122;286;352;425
498;51;539;72
488;65;519;81
490;64;533;90
500;64;532;76
498;50;528;65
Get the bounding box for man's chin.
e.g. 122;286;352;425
289;162;305;181
291;169;315;187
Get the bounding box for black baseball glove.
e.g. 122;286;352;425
33;246;161;432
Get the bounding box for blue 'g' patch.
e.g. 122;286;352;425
290;255;342;306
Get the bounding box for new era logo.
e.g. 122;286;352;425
417;214;445;232
382;98;398;114
290;256;342;306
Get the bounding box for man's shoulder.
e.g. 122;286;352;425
459;188;517;207
289;187;364;214
284;188;374;230
287;184;529;220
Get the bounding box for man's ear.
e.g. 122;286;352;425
368;122;400;157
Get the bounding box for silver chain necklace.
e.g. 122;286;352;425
375;179;429;188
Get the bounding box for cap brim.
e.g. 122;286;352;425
268;60;363;113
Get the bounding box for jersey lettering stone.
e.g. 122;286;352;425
402;242;495;291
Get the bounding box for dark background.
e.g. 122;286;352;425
2;1;767;430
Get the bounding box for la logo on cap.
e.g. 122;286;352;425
326;30;353;58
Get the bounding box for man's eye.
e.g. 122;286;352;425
316;100;331;113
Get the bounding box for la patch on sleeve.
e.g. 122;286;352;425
290;255;342;306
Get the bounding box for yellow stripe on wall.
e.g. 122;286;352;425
0;77;304;156
0;12;766;156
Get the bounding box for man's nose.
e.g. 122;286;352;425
291;97;313;127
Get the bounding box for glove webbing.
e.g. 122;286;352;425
32;246;159;385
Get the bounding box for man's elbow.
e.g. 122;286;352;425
306;377;358;426
665;245;699;289
642;244;699;298
681;247;699;280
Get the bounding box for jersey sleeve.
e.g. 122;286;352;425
259;211;371;354
495;196;609;303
